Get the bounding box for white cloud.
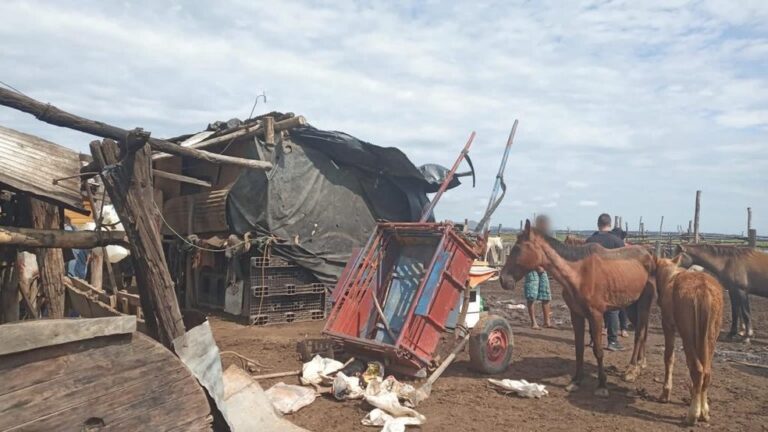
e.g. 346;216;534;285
566;181;588;189
579;200;599;207
542;201;558;208
0;0;766;232
715;110;768;128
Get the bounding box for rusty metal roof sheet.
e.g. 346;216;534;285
0;125;87;212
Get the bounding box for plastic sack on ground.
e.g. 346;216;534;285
362;408;424;432
332;372;365;400
301;355;345;386
264;382;317;414
488;379;549;398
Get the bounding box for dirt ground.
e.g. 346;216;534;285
212;280;768;432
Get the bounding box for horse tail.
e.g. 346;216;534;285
694;285;716;371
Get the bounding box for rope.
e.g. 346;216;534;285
151;198;248;253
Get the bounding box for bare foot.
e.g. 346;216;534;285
544;323;556;329
620;330;629;338
531;324;542;330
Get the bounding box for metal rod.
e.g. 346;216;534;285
419;132;476;222
475;121;518;233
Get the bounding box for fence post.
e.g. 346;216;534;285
747;207;752;232
748;229;757;248
659;216;664;239
693;190;701;243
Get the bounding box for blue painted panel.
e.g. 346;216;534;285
415;251;451;316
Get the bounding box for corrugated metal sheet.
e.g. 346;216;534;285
0;125;86;212
162;187;231;235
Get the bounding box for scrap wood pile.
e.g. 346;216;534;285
0;87;316;430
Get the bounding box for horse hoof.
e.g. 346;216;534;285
725;333;737;341
594;388;609;398
623;369;639;383
659;391;671;403
565;382;580;393
699;412;710;423
685;416;697;426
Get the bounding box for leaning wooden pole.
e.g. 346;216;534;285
0;88;272;170
693;190;702;244
747;207;752;232
29;198;66;318
0;226;126;248
90;134;183;346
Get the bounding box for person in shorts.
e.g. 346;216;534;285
524;215;553;329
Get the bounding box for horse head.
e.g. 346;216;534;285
500;219;547;290
675;244;694;268
654;254;684;292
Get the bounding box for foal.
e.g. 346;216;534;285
501;220;655;396
656;256;723;425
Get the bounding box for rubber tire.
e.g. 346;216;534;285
469;314;514;374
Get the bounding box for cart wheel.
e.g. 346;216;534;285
469;314;513;374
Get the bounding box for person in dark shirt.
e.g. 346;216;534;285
611;227;630;337
586;213;625;351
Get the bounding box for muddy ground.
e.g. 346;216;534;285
212;280;768;431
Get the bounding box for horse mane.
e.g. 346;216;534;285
535;229;648;263
686;244;755;258
537;230;598;262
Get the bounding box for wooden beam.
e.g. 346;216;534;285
0;226;127;248
153;170;212;188
152;115;305;160
0;316;136;356
30;198;66;319
90;136;184;346
0;88;272;170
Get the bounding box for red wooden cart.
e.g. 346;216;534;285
324;125;518;379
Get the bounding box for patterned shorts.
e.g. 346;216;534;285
524;271;551;301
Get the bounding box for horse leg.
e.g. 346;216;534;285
699;369;712;422
741;291;753;343
659;322;675;403
726;286;741;340
624;287;653;382
589;311;609;397
566;311;585;393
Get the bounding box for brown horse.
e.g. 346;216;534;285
677;244;768;342
564;235;586;246
656;256;723;425
500;220;655;396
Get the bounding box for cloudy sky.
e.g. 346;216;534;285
1;0;766;233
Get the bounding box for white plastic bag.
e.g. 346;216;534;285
362;408;424;432
300;355;344;386
332;372;365;400
264;382;316;414
488;379;549;398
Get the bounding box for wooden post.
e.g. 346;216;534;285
747;207;752;232
659;215;664;239
625;221;629;234
0;252;19;323
90;134;184;346
748;229;757;248
29;198;66;318
614;216;619;229
519;220;523;233
693;190;701;244
264;116;275;146
497;223;503;235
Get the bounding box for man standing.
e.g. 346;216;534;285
523;214;553;329
586;213;624;351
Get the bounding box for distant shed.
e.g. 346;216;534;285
0;125;87;213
